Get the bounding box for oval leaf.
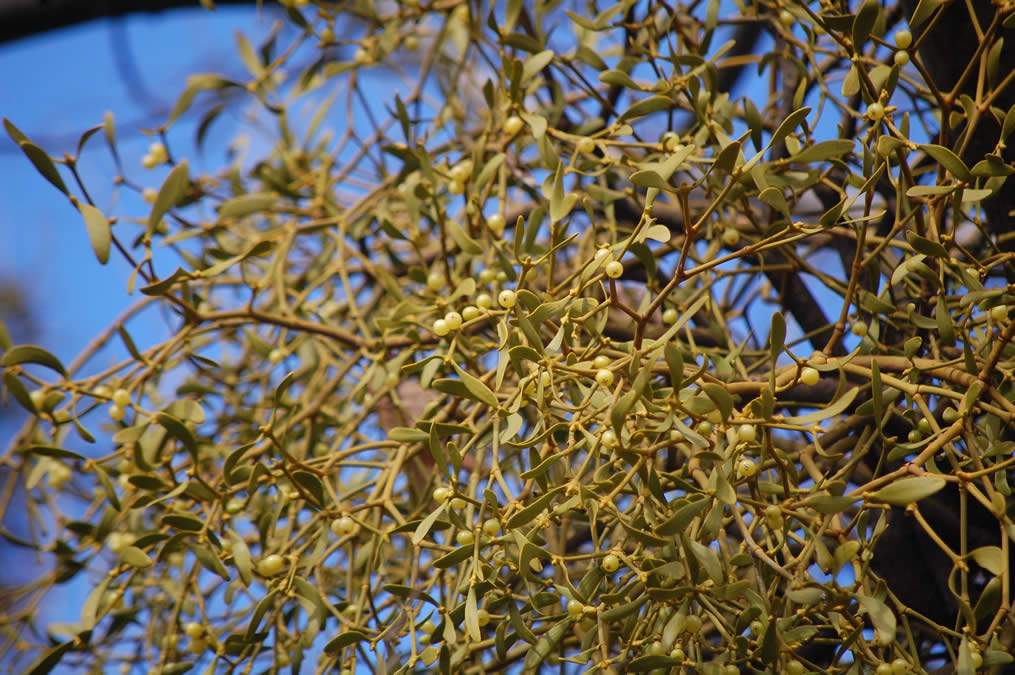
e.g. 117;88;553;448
78;203;111;265
868;476;946;506
120;546;153;568
921;143;972;182
324;630;368;654
0;344;67;377
148;160;190;233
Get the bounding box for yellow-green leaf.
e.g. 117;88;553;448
120;545;153;568
78;203;110;265
867;476;946;505
971;546;1004;576
784;387;859;425
921;143;971;182
148;159;190;233
0;344;67;377
856;593;896;644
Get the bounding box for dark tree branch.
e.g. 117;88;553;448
0;0;265;45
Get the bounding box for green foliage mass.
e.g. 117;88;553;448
3;0;1015;673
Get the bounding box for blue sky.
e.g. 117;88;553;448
1;6;278;365
0;2;280;636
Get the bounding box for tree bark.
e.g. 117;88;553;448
0;0;262;45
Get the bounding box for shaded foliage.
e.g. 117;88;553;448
3;1;1015;673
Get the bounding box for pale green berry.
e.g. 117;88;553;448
447;180;465;195
108;404;126;422
498;290;516;308
601;430;619;448
722;228;740;246
433;487;450;503
432;319;450;336
593;355;611;370
476;608;491;626
779;9;795;26
604;261;623;279
595;369;614;387
867;102;885;121
601;553;620;572
257;554;285;576
46;463;71;488
576;137;595;154
503;115;524;136
450;497;466;510
737;424;757;442
456;530;474;546
444;311;463;330
331;516;358;536
148;142;168;163
482;518;500;536
107;532;135;552
566;599;584;616
450;161;472;183
661;131;680;152
663;308;678;324
462;306;479;321
851;321;868;337
426;270;444;292
736;457;758;479
142;187;158;203
894;50;909;66
184;622;204;639
476;293;492;309
487;213;505;234
990;305;1008;322
799;366;820;386
895;29;913;49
